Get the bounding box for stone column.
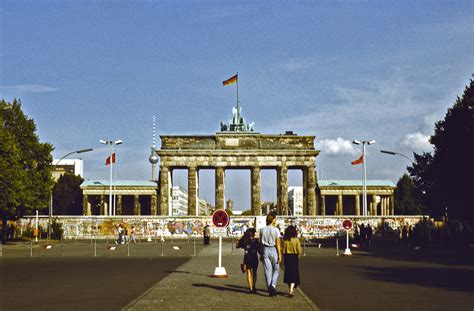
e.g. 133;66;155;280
372;194;377;216
251;166;261;216
306;165;317;216
390;195;395;215
277;165;288;215
151;194;157;216
117;195;122;215
321;195;326;216
83;195;90;215
159;166;170;215
188;166;198;216
382;197;387;216
302;168;308;215
134;195;140;215
215;167;225;210
355;194;360;216
100;195;105;215
338;194;343;215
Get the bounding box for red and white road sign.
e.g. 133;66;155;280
212;210;229;228
342;219;353;230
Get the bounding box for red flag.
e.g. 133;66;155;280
105;153;116;165
351;154;363;165
222;74;238;86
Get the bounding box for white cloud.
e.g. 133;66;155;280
0;85;60;93
399;132;432;151
276;56;338;72
317;138;358;156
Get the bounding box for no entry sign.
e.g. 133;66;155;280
342;219;353;230
212;210;229;228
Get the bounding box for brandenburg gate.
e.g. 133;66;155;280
155;105;320;216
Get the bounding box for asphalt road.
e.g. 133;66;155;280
0;257;189;310
299;243;474;311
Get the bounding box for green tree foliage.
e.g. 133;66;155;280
241;210;253;216
409;78;474;221
0;99;53;240
52;173;84;215
394;174;425;215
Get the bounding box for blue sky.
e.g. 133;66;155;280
1;1;473;211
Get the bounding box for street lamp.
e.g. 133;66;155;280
380;149;414;164
49;148;93;239
353;139;375;216
100;139;123;216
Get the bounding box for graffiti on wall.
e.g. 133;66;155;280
18;216;425;239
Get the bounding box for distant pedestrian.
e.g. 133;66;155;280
237;228;260;293
259;212;281;297
366;225;373;246
130;226;137;243
203;225;211;245
115;224;124;244
123;228;129;244
282;225;301;297
360;224;366;244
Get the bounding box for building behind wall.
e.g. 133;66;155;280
52;159;84;180
171;185;188;216
288;186;304;216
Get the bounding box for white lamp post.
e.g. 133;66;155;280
100;139;123;216
353;140;375;216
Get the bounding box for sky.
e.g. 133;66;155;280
1;1;473;211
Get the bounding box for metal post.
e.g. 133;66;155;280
218;235;222;268
193;238;196;256
61;236;64;257
161;239;164;256
231;237;234;254
336;238;339;256
94;239;97;257
303;238;306;256
108;142;113;216
362;143;367;216
127;241;130;257
30;241;33;257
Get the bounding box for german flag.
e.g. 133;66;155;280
222;74;238;86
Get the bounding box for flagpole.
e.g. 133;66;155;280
113;149;117;216
236;72;239;107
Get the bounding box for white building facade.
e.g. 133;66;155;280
288;186;304;216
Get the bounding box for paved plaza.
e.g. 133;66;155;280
1;239;473;310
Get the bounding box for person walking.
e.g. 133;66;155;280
130;226;137;243
282;225;302;297
259;212;281;297
203;225;211;245
237;228;260;293
115;224;123;244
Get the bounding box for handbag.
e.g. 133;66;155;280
240;263;247;273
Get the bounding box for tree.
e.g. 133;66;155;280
394;174;425;215
52;173;84;215
409;78;474;221
241;210;253;216
0;99;53;240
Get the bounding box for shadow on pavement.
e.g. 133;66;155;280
355;265;474;292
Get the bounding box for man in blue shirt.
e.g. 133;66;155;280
259;212;281;296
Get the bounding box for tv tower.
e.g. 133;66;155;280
148;114;159;181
